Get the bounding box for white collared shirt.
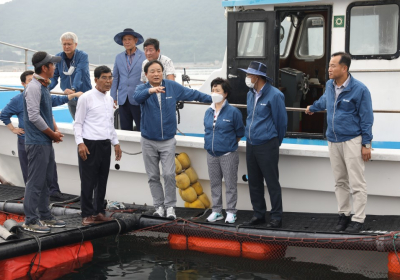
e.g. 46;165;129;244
141;54;175;82
210;99;227;125
73;88;119;146
254;84;266;104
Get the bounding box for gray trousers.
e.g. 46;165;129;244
23;144;54;225
207;151;239;214
18;137;60;195
68;99;77;120
141;137;177;208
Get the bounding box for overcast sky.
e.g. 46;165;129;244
0;0;12;4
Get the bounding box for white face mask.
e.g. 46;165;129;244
211;93;224;104
63;65;75;76
245;77;256;88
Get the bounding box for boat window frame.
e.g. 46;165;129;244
280;15;298;59
345;0;400;60
294;14;326;60
236;20;268;59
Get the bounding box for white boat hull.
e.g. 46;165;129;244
1;121;399;216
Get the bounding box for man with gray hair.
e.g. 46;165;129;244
50;32;92;119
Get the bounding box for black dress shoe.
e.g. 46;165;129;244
243;216;266;226
334;213;351;232
266;219;282;228
345;221;364;233
50;191;63;199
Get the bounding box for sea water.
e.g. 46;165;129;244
56;235;389;279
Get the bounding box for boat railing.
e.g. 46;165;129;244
0;41;98;71
0;85;398;114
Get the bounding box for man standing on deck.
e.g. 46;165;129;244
22;51;66;233
111;28;146;131
239;61;287;229
74;65;122;226
49;32;92;120
134;60;212;219
140;38;175;83
0;70;83;198
306;52;373;233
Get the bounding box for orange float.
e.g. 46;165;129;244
0;241;93;280
388;252;400;274
168;234;287;260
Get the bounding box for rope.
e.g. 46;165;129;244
20;228;42;279
49;195;80;209
114;219;122;243
393;233;400;266
121;149;142;156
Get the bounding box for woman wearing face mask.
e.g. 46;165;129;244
203;78;245;224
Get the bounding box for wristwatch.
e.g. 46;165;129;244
71;87;76;92
362;143;371;149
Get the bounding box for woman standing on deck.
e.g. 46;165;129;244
204;78;245;224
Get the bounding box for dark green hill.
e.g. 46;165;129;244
0;0;226;65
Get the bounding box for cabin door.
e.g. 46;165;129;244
227;10;277;109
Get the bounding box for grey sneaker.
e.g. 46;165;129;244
22;220;51;233
153;206;165;217
166;207;176;219
41;216;66;228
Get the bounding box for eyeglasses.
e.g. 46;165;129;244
100;76;113;81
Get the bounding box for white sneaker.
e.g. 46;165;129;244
153;206;165;217
207;212;224;222
225;212;237;224
166;207;176;219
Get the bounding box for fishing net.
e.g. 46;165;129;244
128;218;400;279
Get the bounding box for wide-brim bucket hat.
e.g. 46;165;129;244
238;61;273;83
114;28;144;46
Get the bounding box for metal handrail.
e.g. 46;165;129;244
183;101;400;114
1;86;399;113
0;40;98;70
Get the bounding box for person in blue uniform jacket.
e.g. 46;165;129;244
203;78;244;224
49;32;92;120
239;61;287;228
133;60;212;220
0;70;83;198
306;52;373;233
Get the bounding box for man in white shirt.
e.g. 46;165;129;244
140;38;175;83
74;65;122;226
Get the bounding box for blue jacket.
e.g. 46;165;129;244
49;49;92;93
111;49;146;106
309;75;373;144
134;79;212;141
204;101;245;156
0;91;69;139
246;83;287;146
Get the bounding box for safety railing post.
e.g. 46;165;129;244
24;49;28;71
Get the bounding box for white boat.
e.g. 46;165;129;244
1;0;399;216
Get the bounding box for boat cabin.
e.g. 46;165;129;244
223;0;400;140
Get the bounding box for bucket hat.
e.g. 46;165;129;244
238;61;273;83
114;28;144;46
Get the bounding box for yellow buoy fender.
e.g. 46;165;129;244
185;167;198;184
198;193;211;208
184;202;190;208
176;173;190;190
191;181;203;196
177;153;191;170
175;158;182;174
189;199;205;209
179;187;197;203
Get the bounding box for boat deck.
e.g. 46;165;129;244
1;184;400;260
